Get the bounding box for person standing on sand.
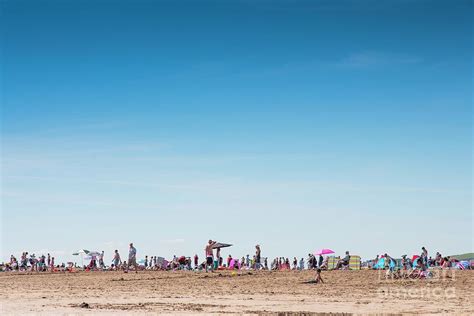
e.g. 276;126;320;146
205;240;217;272
216;247;221;267
255;245;261;270
194;254;199;269
113;249;121;270
128;243;138;273
421;247;428;266
99;251;105;269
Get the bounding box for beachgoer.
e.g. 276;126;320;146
333;251;350;270
99;251;105;269
128;243;138;273
421;247;428;266
255;245;261;270
384;253;393;270
113;250;121;270
194;254;199;269
216;247;221;264
315;268;324;283
205;240;217;272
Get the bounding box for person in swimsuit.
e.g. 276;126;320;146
205;240;217;272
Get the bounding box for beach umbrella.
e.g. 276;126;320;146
212;242;232;249
72;249;90;255
72;249;90;267
314;248;335;255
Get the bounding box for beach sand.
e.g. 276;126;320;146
1;269;472;315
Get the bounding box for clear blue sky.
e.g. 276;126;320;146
1;0;472;264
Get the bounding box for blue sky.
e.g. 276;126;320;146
1;0;472;264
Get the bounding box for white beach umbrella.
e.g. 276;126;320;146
72;249;90;255
72;249;90;266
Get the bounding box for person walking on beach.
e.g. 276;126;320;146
205;240;217;272
113;249;121;270
128;243;138;273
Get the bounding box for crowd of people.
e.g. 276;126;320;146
2;243;470;281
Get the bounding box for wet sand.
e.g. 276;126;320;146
0;269;473;315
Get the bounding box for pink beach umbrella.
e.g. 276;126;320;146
314;249;335;255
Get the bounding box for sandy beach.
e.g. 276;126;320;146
1;269;472;315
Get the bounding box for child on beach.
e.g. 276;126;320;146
303;268;324;284
315;268;324;283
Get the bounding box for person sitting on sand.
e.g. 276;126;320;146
303;268;324;284
408;257;427;279
333;251;350;270
441;257;450;269
315;268;324;283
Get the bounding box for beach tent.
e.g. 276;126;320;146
410;255;420;268
456;261;470;270
373;257;395;269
